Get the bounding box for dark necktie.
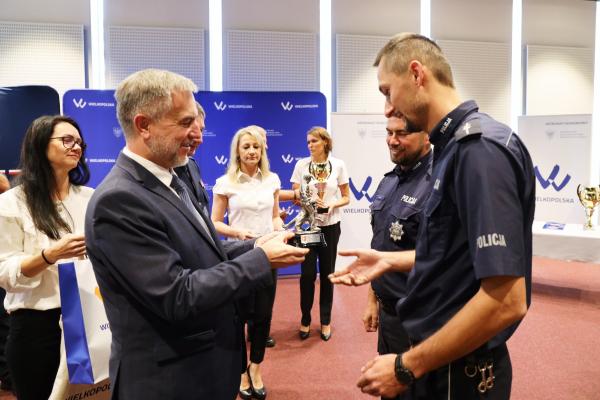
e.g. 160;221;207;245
180;164;209;216
170;174;215;246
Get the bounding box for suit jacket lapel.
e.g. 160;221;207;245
116;153;226;259
186;158;210;209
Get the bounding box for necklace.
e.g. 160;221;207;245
57;200;76;233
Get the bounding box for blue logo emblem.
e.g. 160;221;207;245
349;177;374;202
534;165;571;191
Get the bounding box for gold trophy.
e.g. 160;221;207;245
309;161;332;213
576;184;600;230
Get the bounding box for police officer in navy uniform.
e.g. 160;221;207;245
331;33;535;400
363;116;432;400
173;102;211;215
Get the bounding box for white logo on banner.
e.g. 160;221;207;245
73;98;87;109
215;155;228;165
213;101;227;111
281;101;293;111
281;154;294;163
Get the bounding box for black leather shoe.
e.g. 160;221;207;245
239;365;253;400
265;336;276;348
252;385;267;400
238;387;253;400
247;367;267;400
299;329;310;340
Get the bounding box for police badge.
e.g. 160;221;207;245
389;221;404;241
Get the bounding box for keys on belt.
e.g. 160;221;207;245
464;358;495;394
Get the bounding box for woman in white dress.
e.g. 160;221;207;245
0;115;93;400
211;125;282;400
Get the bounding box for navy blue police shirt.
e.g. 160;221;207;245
370;151;433;303
396;100;535;349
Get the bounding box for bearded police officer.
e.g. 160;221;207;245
331;33;535;400
363;116;431;400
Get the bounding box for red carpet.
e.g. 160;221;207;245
258;257;600;399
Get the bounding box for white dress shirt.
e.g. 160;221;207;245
213;170;281;237
0;184;94;312
290;155;349;227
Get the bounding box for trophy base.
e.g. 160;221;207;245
290;230;327;248
316;206;329;214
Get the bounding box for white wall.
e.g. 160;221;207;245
433;0;512;43
105;0;208;28
333;0;419;36
0;0;596;117
223;0;317;32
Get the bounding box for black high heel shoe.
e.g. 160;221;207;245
320;326;331;341
238;366;253;400
248;364;267;400
299;325;310;340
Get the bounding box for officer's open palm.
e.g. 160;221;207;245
329;249;391;286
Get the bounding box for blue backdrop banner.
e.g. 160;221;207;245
0;86;60;172
63;90;326;275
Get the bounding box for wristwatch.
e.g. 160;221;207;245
394;353;415;386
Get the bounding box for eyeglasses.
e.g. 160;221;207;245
50;135;87;151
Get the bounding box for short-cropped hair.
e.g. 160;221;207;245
374;33;454;88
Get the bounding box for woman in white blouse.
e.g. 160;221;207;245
291;126;350;342
211;125;281;400
0;115;93;400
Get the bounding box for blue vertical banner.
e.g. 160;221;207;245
63;90;124;188
63;90;326;275
0;86;60;172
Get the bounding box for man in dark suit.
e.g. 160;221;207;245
173;102;211;215
85;69;307;400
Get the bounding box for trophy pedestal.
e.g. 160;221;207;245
290;229;327;248
316;206;329;214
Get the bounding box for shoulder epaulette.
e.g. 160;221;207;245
455;118;482;142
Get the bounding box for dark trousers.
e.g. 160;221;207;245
7;308;61;400
377;306;410;355
378;307;411;400
243;270;277;364
300;222;341;326
412;343;512;400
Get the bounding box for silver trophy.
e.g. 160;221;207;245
284;174;327;248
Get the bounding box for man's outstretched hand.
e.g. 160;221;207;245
329;249;392;286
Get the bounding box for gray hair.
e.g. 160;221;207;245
196;101;205;119
115;69;198;138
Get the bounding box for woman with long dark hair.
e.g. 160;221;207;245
0;115;92;400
